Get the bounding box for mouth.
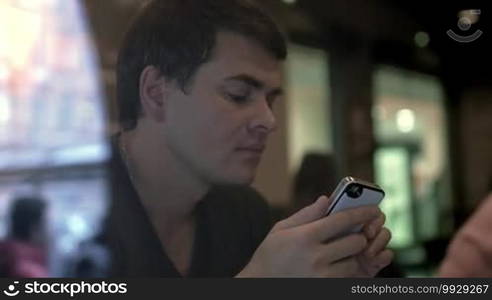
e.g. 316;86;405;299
235;145;266;154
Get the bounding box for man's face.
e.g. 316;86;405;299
163;31;283;185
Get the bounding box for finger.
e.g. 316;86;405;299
368;249;394;276
363;227;392;258
276;195;332;230
362;212;385;240
318;234;367;263
323;257;360;277
308;205;381;242
356;248;394;277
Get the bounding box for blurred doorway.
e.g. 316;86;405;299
372;66;453;276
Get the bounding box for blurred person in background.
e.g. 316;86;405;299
109;0;392;277
437;178;492;277
66;218;110;278
0;196;48;277
268;153;338;223
291;153;338;215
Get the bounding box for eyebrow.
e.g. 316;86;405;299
224;74;284;96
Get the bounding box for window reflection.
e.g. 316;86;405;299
0;0;109;277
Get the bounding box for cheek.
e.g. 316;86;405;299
220;110;249;143
196;103;246;148
195;114;241;157
183;89;250;159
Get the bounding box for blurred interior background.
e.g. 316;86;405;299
0;0;491;277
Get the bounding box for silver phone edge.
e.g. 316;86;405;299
325;176;384;215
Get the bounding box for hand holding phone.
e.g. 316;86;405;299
325;176;385;236
238;178;391;277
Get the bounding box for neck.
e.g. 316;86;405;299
119;127;210;229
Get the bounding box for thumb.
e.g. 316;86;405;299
276;195;333;230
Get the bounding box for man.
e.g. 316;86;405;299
108;0;392;277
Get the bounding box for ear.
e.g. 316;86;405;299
139;65;168;122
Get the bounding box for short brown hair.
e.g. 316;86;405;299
117;0;287;131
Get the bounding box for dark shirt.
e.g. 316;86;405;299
107;135;272;277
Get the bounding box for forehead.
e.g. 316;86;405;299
197;31;284;87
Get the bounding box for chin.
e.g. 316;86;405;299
224;175;255;186
214;169;256;186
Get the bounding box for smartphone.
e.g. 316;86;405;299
325;176;385;235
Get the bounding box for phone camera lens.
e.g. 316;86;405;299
347;184;363;198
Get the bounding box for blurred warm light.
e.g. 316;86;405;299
0;64;9;80
396;108;415;133
282;0;297;5
12;0;49;11
0;95;10;124
414;31;430;48
0;0;108;164
0;1;44;70
285;44;331;174
458;9;480;25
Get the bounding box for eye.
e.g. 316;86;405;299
221;81;254;104
223;86;253;104
226;92;250;103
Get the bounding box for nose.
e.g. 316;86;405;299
247;97;277;134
